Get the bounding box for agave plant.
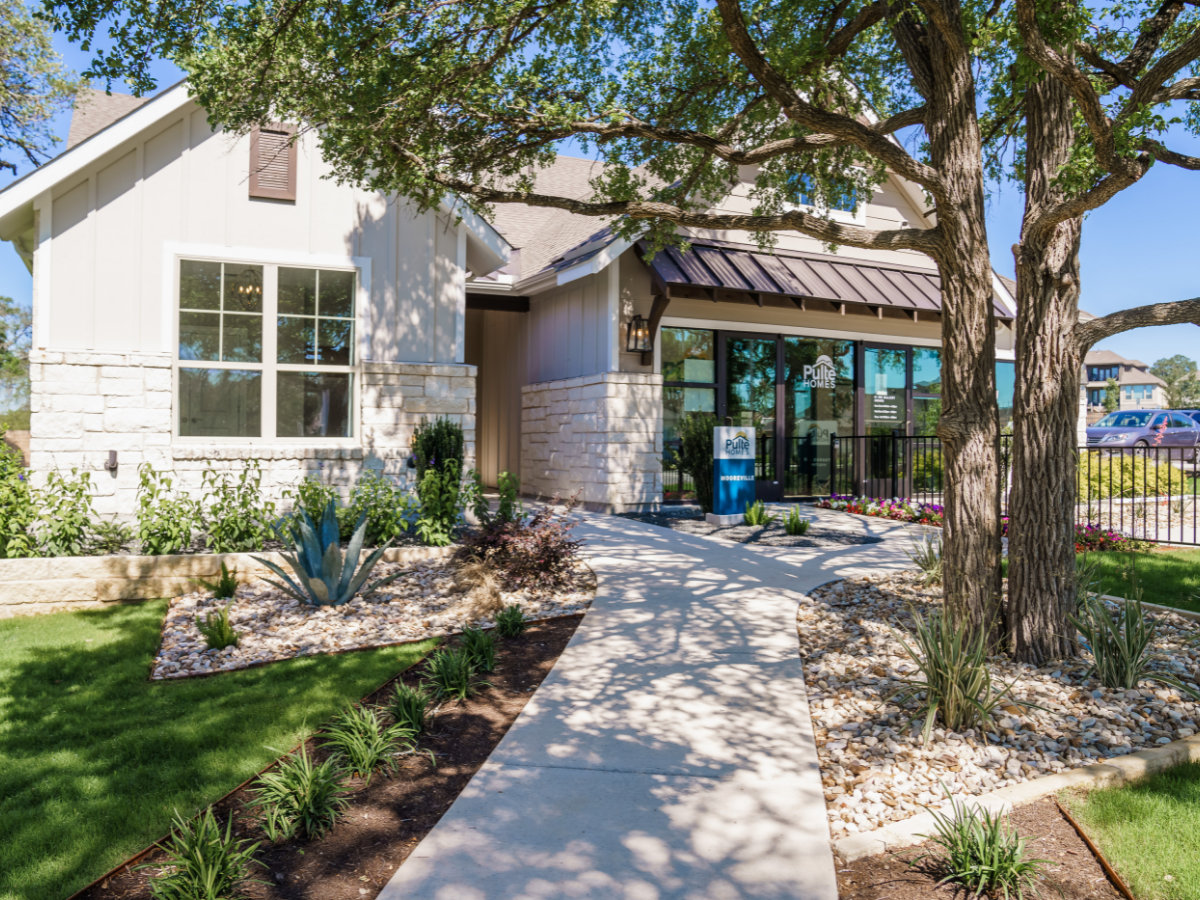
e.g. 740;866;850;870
254;500;404;606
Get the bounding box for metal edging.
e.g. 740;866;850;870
1054;797;1136;900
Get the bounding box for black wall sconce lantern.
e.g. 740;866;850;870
626;314;652;354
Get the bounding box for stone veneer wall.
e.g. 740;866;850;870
521;372;662;512
28;351;475;517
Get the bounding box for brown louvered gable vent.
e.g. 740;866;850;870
249;124;297;201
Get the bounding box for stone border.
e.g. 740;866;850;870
0;545;455;618
834;730;1200;862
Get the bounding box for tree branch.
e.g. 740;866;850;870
1024;168;1143;239
1075;297;1200;348
1144;138;1200;169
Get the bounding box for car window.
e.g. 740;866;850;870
1096;411;1153;427
1151;413;1169;428
1172;414;1197;428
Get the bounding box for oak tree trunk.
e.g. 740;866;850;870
922;6;1005;638
1008;71;1083;663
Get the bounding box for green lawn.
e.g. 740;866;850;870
1062;762;1200;900
0;601;436;900
1084;548;1200;614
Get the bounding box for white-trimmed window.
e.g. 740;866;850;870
176;259;357;440
782;173;868;226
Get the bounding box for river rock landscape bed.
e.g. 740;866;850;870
151;559;595;679
801;571;1200;836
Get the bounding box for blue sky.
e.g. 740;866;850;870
2;34;1197;370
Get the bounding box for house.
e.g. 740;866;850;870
1083;350;1167;416
0;83;1021;516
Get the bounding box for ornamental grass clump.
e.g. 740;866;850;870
255;499;404;606
1071;569;1200;697
460;627;497;673
494;604;527;638
423;646;488;701
191;562;239;600
320;705;417;783
141;807;261;900
890;609;1028;745
387;682;431;734
913;788;1051;900
905;531;944;587
783;506;811;536
252;744;351;842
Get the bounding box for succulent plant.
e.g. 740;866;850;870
254;500;403;606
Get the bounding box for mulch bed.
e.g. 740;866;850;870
836;797;1124;900
616;506;884;548
77;614;584;900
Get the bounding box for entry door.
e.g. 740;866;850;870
863;345;911;497
721;334;781;501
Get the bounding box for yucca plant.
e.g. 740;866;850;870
140;807;261;900
1074;552;1104;611
890;609;1031;744
494;604;527;638
424;647;488;701
191;562;239;600
388;682;432;734
743;500;777;527
1071;570;1200;697
912;788;1051;900
783;506;811;536
320;705;417;783
254;499;404;606
460;627;497;673
195;602;239;651
251;744;350;842
905;532;944;587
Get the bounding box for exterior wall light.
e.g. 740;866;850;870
627;314;651;353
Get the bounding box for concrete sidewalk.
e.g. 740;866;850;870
379;510;915;900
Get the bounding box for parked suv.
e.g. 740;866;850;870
1086;410;1200;458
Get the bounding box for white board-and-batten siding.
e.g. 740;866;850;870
36;101;466;365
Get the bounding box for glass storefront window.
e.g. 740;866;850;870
725;336;778;481
913;348;941;394
997;361;1015;431
865;347;908;435
662;328;715;383
783;337;854;495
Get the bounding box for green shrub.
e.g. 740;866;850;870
423;647;487;701
195;602;239;651
906;532;944;587
912;788;1051;900
412;417;464;480
743;500;776;527
387;682;431;734
494;604;527;638
460;627;497;673
201;461;275;554
37;468;95;557
252;744;350;842
784;506;811;536
136;464;203;556
675;412;718;513
890;609;1029;744
459;468;490;524
141;807;261;900
349;470;415;546
192;561;239;600
0;465;36;558
256;500;404;606
284;476;339;520
496;471;522;524
320;705;416;784
416;459;462;547
1078;450;1189;500
1072;570;1200;697
87;516;133;555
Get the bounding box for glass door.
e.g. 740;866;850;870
723;334;779;499
783;337;855;496
863;345;910;496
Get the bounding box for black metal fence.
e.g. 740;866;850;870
663;433;1200;545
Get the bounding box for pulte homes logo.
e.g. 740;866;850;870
724;431;753;457
801;354;837;390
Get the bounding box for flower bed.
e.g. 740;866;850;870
1074;523;1155;552
152;559;595;679
800;571;1200;837
816;494;945;526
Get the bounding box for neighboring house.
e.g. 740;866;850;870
0;83;1021;515
1083;350;1167;414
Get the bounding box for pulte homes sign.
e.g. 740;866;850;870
709;426;756;526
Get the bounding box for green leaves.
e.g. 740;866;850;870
415;459;463;547
251;744;351;842
142;807;261;900
137;463;203;556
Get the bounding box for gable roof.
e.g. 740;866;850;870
1086;349;1150;369
67;88;152;149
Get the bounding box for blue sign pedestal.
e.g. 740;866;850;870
708;426;756;526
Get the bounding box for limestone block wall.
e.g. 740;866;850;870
28;351;475;517
521;372;662;512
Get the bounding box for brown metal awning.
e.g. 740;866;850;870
637;238;1013;322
